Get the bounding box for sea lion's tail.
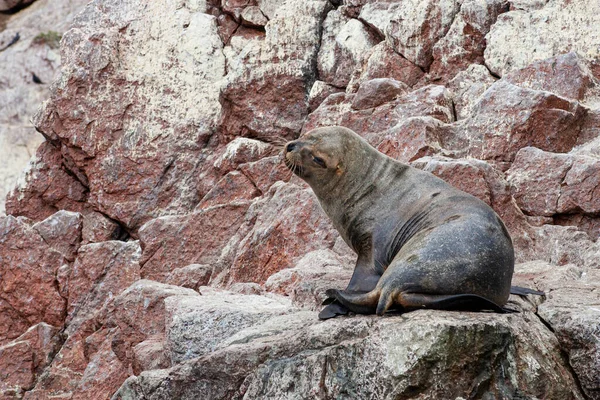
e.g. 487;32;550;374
325;288;380;315
510;286;545;296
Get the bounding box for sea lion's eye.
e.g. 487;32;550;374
313;156;327;168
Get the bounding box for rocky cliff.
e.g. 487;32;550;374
1;0;599;399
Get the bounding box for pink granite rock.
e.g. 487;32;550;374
456;81;586;162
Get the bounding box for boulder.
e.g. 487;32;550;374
485;0;600;77
114;308;584;399
317;9;380;88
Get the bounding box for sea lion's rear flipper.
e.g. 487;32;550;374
325;289;380;315
318;301;349;320
398;293;507;313
510;286;545;296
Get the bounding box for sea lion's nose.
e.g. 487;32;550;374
286;142;297;153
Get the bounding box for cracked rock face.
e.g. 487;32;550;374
1;0;600;398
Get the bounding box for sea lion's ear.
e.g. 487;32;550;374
336;164;344;175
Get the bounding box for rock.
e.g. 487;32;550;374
504;52;598;101
347;41;424;91
6;141;89;221
351;78;408;110
0;323;61;395
508;147;600;216
446;64;496;120
303;84;455;141
213;138;274;176
369;0;460;68
114;310;584;399
429;0;508;81
240;6;268;28
29;280;199;399
485;0;600;77
29;0;226;231
507;147;573;217
532;225;599;269
165;291;291;364
0;215;68;344
376;117;453;162
455;81;586;162
308;80;344;111
197;171;261;209
317;10;379;88
0;0;89;214
264;249;352;309
219;0;331;143
165;264;212;291
65;241;142;329
138;202;251;282
81;211;122;244
237;156;292;194
32;210;82;262
217;182;338;285
516;260;600;399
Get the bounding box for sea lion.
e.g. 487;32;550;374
284;126;524;319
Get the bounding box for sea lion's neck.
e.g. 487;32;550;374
311;149;410;249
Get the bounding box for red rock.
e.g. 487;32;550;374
351;78;409;110
99;280;198;370
65;241;141;328
0;323;61;395
317;10;380;88
81;211;121;244
429;0;508;82
506;147;573;217
131;334;170;376
213;138;275;176
559;156;600;215
197;171;261;209
5;141;88;222
446;64;496;120
376;117;453;162
0;215;68;345
578;109;600;147
238;156;292;194
348;42;424;90
554;215;600;242
304;85;454;142
219;1;330;143
505;52;597;101
0;322;60;398
264;249;352;309
217;13;239;44
508;147;600;218
222;0;258;20
241;6;268;27
139;203;251;282
32;211;82;262
308;81;344;111
218;182;338;285
0;340;33;393
458;81;586;162
165;264;212;291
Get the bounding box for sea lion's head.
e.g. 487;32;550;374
283;126;351;184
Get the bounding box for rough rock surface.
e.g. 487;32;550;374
0;0;89;214
1;0;599;398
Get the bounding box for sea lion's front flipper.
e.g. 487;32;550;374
318;301;349;320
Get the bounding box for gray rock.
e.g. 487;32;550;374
114;308;584;400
